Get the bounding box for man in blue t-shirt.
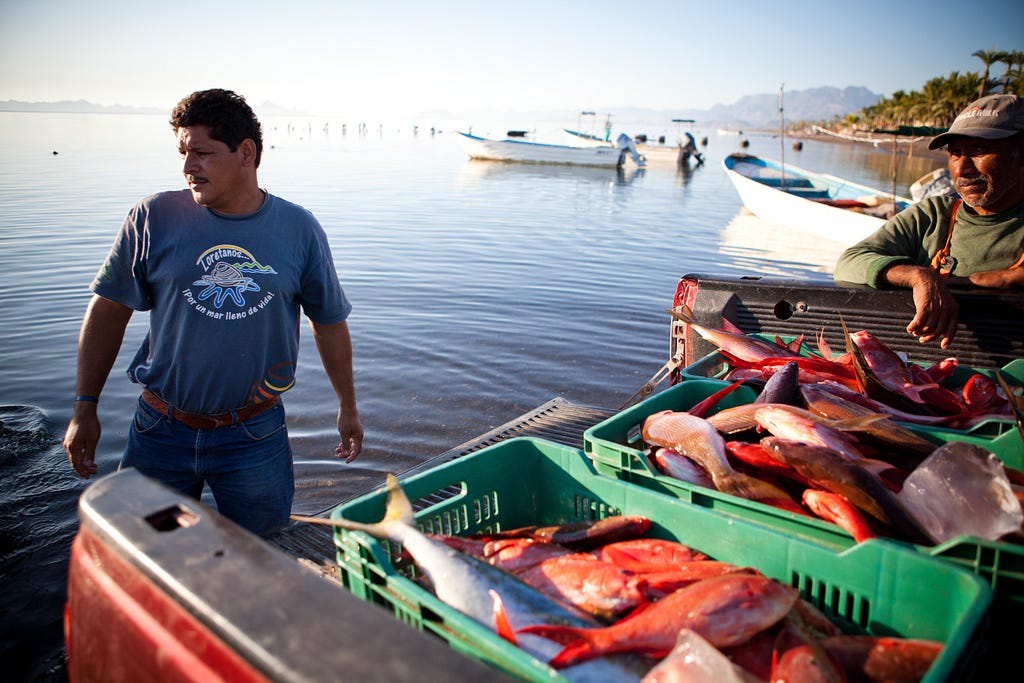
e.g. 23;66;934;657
62;89;363;534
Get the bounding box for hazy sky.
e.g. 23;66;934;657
2;0;1022;117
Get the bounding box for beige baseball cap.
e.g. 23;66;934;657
929;94;1024;150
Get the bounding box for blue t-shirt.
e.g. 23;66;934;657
92;189;352;414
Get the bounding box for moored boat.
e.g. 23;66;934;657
723;153;912;244
457;131;634;168
910;167;958;202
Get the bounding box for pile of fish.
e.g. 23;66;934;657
648;307;1024;544
294;479;943;683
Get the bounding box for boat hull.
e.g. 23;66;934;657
458;132;624;168
723;153;911;245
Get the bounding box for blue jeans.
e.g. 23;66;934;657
120;396;294;535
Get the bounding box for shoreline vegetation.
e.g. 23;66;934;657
795;47;1021;144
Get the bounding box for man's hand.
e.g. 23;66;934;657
334;411;364;463
63;403;101;479
883;265;960;348
62;294;133;479
962;267;1024;289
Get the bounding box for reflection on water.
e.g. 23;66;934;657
718;208;847;278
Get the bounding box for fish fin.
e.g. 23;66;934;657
780;333;804;354
489;589;518;645
290;473;413;534
817;328;834;360
723;317;744;334
517;624;589;647
830;414;898;432
515;624;596;668
382;473;417;526
688;379;746;418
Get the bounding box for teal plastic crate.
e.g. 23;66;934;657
332;437;989;683
582;378;1024;625
680;347;1024;470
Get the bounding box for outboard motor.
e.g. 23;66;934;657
616;133;646;167
678;131;705;166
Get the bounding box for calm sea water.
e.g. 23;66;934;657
0;111;941;680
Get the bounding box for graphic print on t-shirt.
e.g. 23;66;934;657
182;244;278;319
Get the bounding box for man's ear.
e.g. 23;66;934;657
239;138;258;167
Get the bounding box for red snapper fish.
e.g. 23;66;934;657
846;328;966;415
760;437;932;544
802;489;878;543
798;383;936;458
515;553;649;620
595;538;708;571
651;447;717;489
642;410;799;507
753;405;867;462
666;306;798;363
519;574;799;667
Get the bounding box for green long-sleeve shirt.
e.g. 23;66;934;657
833;196;1024;287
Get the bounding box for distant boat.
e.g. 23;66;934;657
722;153;912;244
561;128;613;147
456;132;631;168
910;167;958;202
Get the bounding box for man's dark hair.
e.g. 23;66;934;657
170;89;264;167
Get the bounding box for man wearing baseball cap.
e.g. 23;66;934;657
835;93;1024;349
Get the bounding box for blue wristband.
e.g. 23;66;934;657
75;395;99;403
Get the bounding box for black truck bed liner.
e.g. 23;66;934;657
673;273;1024;372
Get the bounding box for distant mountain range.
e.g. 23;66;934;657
1;86;884;129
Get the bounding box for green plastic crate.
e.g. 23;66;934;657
679;346;1024;470
582;378;1024;631
332;437;989;683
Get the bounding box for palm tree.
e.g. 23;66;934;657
1002;50;1024;94
972;48;1008;97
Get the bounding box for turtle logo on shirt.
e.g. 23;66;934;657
194;261;261;307
188;244;277;311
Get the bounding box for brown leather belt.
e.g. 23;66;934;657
142;389;280;430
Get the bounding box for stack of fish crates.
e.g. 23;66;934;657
582;354;1024;679
332;437;991;682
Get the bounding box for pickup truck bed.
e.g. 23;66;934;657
65;274;1023;682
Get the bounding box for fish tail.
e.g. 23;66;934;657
381;473;417;526
516;624;601;668
665;305;697;326
290;472;414;535
549;641;599;669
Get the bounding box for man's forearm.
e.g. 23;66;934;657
75;294;134;399
309;319;358;413
879;263;938;290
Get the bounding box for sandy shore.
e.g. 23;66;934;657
787;129;948;162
